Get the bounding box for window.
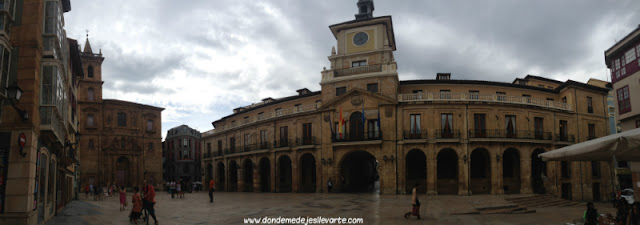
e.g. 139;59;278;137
637;45;640;58
351;60;367;67
117;112;126;127
505;115;516;137
534;117;544;139
302;123;312;145
229;137;236;151
562;97;567;103
336;87;346;96
244;134;250;150
89;139;94;149
0;0;16;35
88;88;94;101
368;119;379;138
217;140;222;154
496;92;506;101
440;90;451;99
588;124;596;140
88;65;94;78
522;94;531;103
257;112;264;120
275;108;282;116
207;143;211;152
87;115;95;127
636;120;640;128
147;120;153;131
469;90;479;100
260;130;267;149
183;139;188;147
587;97;593;113
591;161;600;177
473;114;486;137
615;59;621;70
148;143;153;152
279;126;288;147
410;114;421;134
617;86;631;114
367;83;378;92
559;120;568;141
441;113;453;137
412;90;423;100
546;98;554;102
538;84;545;88
0;45;11;102
626;48;636;64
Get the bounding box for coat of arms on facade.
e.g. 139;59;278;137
350;94;363;106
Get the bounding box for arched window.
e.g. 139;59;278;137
88;65;94;78
88;88;94;101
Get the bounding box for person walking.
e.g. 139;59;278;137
209;179;215;203
404;183;421;220
129;187;142;224
170;180;176;199
119;186;127;211
85;184;89;199
142;180;158;225
327;178;333;193
176;180;182;199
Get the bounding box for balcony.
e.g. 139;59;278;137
203;152;212;159
333;65;382;77
217;104;319;133
403;130;427;139
214;150;223;157
435;129;460;139
274;139;292;148
257;141;271;150
556;134;576;143
332;131;382;142
468;129;552;140
40;105;66;145
241;144;256;152
398;93;572;111
296;137;316;146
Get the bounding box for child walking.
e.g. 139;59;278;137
119;186;127;211
129;187;142;224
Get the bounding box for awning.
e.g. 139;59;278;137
539;128;640;161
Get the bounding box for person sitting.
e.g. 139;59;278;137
583;202;600;225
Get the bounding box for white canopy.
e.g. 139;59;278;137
539;128;640;161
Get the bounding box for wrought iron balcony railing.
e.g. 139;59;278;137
556;134;576;142
468;129;552;140
435;129;460;139
403;130;427;139
332;131;382;142
274;139;292;148
398;92;572;111
257;141;271;150
296;137;316;146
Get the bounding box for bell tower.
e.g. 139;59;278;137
78;32;105;103
320;0;398;102
355;0;374;20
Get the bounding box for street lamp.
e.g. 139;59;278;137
3;82;28;121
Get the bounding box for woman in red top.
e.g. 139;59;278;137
130;187;142;224
119;186;127;211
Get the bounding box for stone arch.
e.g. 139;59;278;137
503;148;521;194
278;155;292;192
470;148;491;194
437;148;458;195
229;160;238;192
405;149;427;193
216;162;225;191
299;153;316;193
531;148;547;194
339;150;379;193
243;158;254;192
259;157;270;192
349;111;364;140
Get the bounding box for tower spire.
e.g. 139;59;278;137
355;0;374;20
83;29;93;54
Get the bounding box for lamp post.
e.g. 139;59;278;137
4;82;28;121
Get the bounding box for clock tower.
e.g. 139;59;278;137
320;0;398;103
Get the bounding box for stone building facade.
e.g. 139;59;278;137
77;38;164;190
201;1;613;201
0;1;83;224
164;125;202;185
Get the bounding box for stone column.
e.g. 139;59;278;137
458;149;469;196
520;149;532;194
253;160;260;192
292;154;299;193
493;147;504;194
237;167;244;192
427;145;437;195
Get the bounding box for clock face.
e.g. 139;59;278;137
353;32;369;46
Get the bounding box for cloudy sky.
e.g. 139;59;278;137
64;0;640;139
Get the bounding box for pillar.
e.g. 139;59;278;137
521;149;532;194
427;145;437;195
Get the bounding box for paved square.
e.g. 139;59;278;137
46;191;616;225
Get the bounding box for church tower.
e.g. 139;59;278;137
320;0;398;103
78;33;105;103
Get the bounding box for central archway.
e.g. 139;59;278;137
340;151;379;193
470;148;491;194
278;155;292;192
259;157;270;192
299;153;316;193
116;156;130;187
216;162;225;191
503;148;521;194
405;149;427;193
531;149;547;194
229;160;238;192
243;159;254;192
437;148;458;195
